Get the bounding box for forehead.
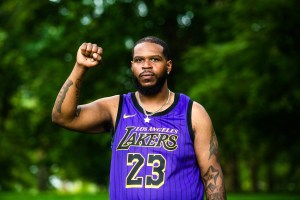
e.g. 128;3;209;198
133;42;164;57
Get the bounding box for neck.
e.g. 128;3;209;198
137;88;171;113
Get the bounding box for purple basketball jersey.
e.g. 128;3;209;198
109;92;204;200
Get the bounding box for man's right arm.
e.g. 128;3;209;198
52;43;117;133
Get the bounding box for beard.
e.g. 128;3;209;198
132;71;168;96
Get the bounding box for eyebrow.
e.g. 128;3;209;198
133;55;164;59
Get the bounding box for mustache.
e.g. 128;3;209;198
139;70;155;77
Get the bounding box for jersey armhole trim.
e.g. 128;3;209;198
187;99;194;142
112;94;123;138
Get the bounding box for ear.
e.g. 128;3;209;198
131;61;134;71
166;60;172;74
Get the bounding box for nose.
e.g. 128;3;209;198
142;59;153;69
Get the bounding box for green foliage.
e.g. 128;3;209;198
0;0;299;193
0;192;299;200
0;192;109;200
182;0;300;192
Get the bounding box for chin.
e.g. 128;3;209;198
135;80;164;96
132;72;168;96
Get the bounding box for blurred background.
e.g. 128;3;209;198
0;0;300;198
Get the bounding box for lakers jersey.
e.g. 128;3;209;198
109;92;204;200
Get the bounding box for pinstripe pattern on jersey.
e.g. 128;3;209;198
109;92;204;200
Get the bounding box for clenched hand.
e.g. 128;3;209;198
76;43;103;68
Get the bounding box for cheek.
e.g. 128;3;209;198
159;66;168;75
131;66;140;77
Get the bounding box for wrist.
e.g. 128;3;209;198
75;62;88;70
70;62;88;79
74;62;89;74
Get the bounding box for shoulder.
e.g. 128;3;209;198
94;94;120;105
191;101;213;135
93;94;121;112
88;95;121;120
178;93;210;121
191;101;209;117
175;93;212;132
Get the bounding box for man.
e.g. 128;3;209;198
52;36;226;200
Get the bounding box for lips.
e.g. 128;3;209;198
139;71;155;77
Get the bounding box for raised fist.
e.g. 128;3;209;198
76;42;103;68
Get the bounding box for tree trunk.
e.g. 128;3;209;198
37;164;49;191
250;162;259;192
228;157;241;192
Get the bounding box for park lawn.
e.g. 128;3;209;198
0;192;299;200
0;192;109;200
227;193;300;200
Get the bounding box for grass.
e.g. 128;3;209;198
0;192;299;200
0;192;109;200
227;193;300;200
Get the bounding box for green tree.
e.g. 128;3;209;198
1;0;299;193
182;0;300;192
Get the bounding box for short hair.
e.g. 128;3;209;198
132;36;171;60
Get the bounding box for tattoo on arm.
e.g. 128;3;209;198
75;79;81;103
55;80;73;113
203;165;226;200
75;79;82;117
205;130;226;199
209;129;219;160
203;166;219;192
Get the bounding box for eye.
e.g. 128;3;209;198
133;58;143;63
150;57;160;62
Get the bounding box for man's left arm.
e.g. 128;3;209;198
192;102;227;200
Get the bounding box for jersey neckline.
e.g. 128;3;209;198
131;92;180;117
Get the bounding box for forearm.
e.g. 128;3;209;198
192;101;227;199
52;63;87;124
202;164;226;200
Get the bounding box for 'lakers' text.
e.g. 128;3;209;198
117;126;179;151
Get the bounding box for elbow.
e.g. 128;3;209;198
51;109;74;129
51;110;65;126
51;111;60;125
